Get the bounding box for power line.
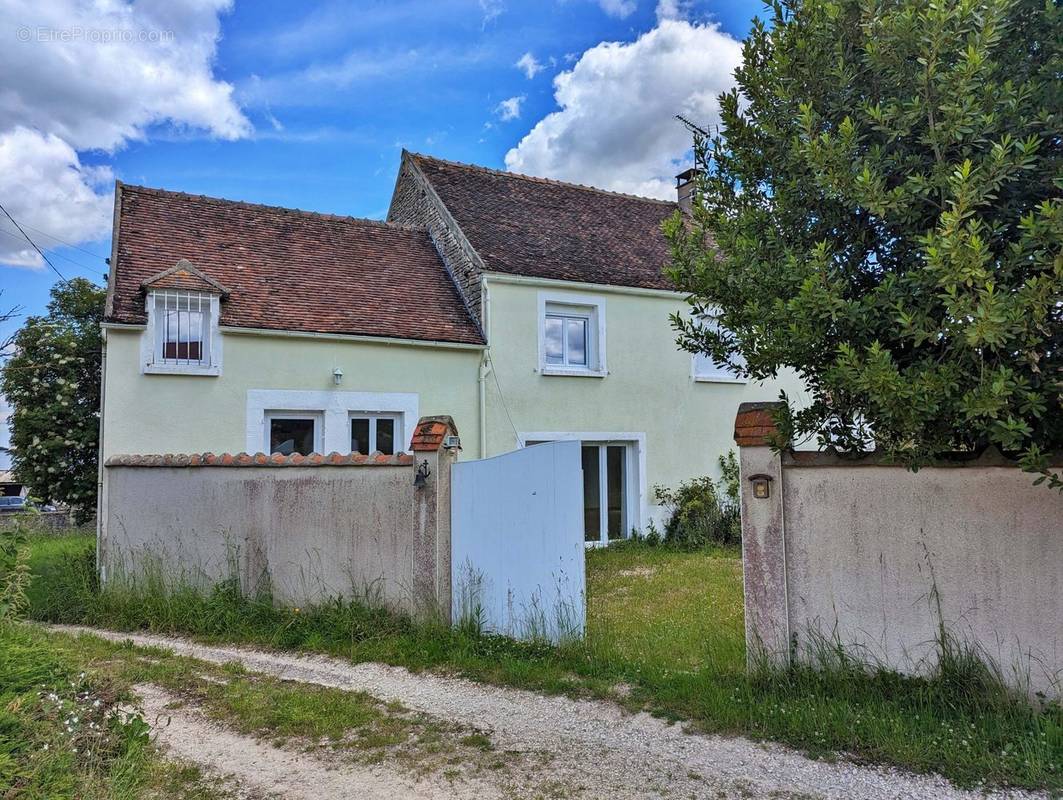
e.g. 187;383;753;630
0;202;70;284
18;222;109;260
0;229;107;278
486;350;521;448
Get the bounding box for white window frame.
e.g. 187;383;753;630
264;411;323;455
537;291;607;378
518;431;646;545
691;313;747;384
141;290;222;376
349;412;403;455
246;390;418;455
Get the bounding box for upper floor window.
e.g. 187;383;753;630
143;290;221;376
538;292;606;377
544;310;590;367
692;315;746;383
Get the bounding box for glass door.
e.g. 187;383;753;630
526;438;631;546
581;443;628;545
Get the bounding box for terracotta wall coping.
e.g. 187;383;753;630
105;452;415;468
411;415;459;452
734;401;787;448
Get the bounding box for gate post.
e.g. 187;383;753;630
734;402;790;667
410;416;461;621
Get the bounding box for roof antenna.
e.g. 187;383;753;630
675;114;709;137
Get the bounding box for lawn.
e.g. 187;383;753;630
587;543;745;676
11;528;1063;792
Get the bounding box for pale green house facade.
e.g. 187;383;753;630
101;153;804;542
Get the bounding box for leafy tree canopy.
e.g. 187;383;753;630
1;279;105;519
667;0;1062;483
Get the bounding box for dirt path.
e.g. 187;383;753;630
136;683;495;800
53;625;1044;800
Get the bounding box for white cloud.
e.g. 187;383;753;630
479;0;504;26
0;128;114;270
0;0;250;267
505;18;742;199
516;52;544;79
596;0;637;18
495;95;526;122
655;0;691;21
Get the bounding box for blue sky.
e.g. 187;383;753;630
0;0;759;463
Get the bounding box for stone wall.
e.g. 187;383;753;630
735;402;1063;699
100;417;460;619
386;153;485;323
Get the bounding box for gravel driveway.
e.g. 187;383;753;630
51;625;1045;800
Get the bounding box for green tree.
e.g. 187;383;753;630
1;279;105;519
667;0;1062;483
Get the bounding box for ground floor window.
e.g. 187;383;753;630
247;391;419;457
266;413;321;455
527;437;634;545
350;413;401;455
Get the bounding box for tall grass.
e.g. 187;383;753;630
22;531;1063;792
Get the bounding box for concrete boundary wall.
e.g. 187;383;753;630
100;417;460;618
735;402;1063;699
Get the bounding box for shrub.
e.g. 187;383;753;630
653;452;743;549
654;480;740;550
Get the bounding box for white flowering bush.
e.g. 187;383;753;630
1;279;105;521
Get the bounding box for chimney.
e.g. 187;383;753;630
675;168;702;215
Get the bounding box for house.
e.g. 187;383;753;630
100;152;805;543
0;470;25;498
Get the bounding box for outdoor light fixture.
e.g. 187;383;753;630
749;473;773;500
332;367;344;385
413;459;431;488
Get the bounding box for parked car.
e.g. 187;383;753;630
0;496;27;513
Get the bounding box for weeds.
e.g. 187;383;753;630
0;624;229;799
21;530;1063;792
0;522;31;623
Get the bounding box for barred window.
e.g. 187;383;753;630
150;291;215;369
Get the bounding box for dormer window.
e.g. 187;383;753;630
139;259;228;376
152;291;215;367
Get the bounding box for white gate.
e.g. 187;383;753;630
451;440;584;642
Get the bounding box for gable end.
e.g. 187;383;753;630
387;151;486;324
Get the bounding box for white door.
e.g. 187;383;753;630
526;439;632;546
451;440;585;642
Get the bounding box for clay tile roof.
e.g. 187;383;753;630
410;415;457;452
107;184;484;346
408;153;679;291
141;258;231;295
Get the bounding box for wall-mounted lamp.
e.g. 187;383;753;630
332;367;344;386
749;473;773;500
413;459;431;489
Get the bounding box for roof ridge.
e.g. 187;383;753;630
118;182;429;234
406;152;678;206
